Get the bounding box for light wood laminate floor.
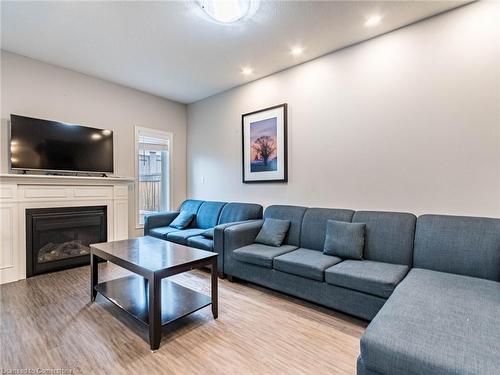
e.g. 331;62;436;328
0;263;367;374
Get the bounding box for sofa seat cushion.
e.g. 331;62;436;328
187;235;214;251
166;228;206;245
233;244;297;268
360;268;500;375
274;248;342;281
149;226;180;240
325;260;409;298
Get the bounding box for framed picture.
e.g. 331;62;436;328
242;103;288;183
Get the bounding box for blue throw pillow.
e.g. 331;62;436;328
255;218;291;247
323;220;365;259
202;228;214;239
169;211;194;230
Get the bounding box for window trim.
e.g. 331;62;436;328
134;126;173;229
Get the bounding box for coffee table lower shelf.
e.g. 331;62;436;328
95;275;212;326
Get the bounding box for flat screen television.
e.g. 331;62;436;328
10;114;114;174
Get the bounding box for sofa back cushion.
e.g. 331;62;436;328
300;208;354;251
264;205;307;247
218;202;263;224
179;199;204;217
413;214;500;281
352;211;416;266
193;201;227;229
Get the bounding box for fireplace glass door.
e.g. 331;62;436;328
26;206;107;277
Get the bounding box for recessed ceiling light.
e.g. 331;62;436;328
198;0;252;24
102;129;112;136
291;46;304;56
365;15;382;27
91;133;102;140
241;67;253;75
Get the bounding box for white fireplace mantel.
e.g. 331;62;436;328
0;173;134;284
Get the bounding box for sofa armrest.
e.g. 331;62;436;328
213;219;261;255
213;220;259;249
211;221;251;277
223;220;263;274
143;211;179;235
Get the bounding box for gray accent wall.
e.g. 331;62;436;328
186;2;500;218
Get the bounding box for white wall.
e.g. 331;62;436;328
187;2;500;218
0;51;188;236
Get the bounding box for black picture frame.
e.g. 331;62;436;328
241;103;288;183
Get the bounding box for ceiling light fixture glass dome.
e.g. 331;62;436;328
198;0;252;23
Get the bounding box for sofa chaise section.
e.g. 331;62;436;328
358;214;500;375
360;268;500;375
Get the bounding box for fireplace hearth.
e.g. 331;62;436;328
26;206;107;277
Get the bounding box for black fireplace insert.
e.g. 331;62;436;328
26;206;107;277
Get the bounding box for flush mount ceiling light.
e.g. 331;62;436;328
365;15;382;27
241;67;253;75
198;0;252;23
290;46;304;56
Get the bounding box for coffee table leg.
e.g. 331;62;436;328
211;258;218;319
148;275;161;351
90;251;98;302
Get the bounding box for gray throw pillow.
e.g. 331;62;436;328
323;220;365;259
169;211;194;230
202;228;214;239
255;218;291;247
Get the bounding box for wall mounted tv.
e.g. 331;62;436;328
10;114;114;174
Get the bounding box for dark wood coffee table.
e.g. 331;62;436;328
90;236;218;351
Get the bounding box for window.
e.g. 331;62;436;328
135;127;172;228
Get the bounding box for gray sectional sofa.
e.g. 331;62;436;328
223;205;500;374
144;199;262;274
358;214;500;375
224;205;417;320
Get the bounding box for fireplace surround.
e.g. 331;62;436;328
26;206;107;277
0;174;133;284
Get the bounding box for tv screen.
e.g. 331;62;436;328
10;115;114;173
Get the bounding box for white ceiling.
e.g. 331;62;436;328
1;1;468;104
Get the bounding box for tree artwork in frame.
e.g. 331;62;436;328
242;103;288;183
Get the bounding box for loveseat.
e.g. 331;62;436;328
144;199;263;274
